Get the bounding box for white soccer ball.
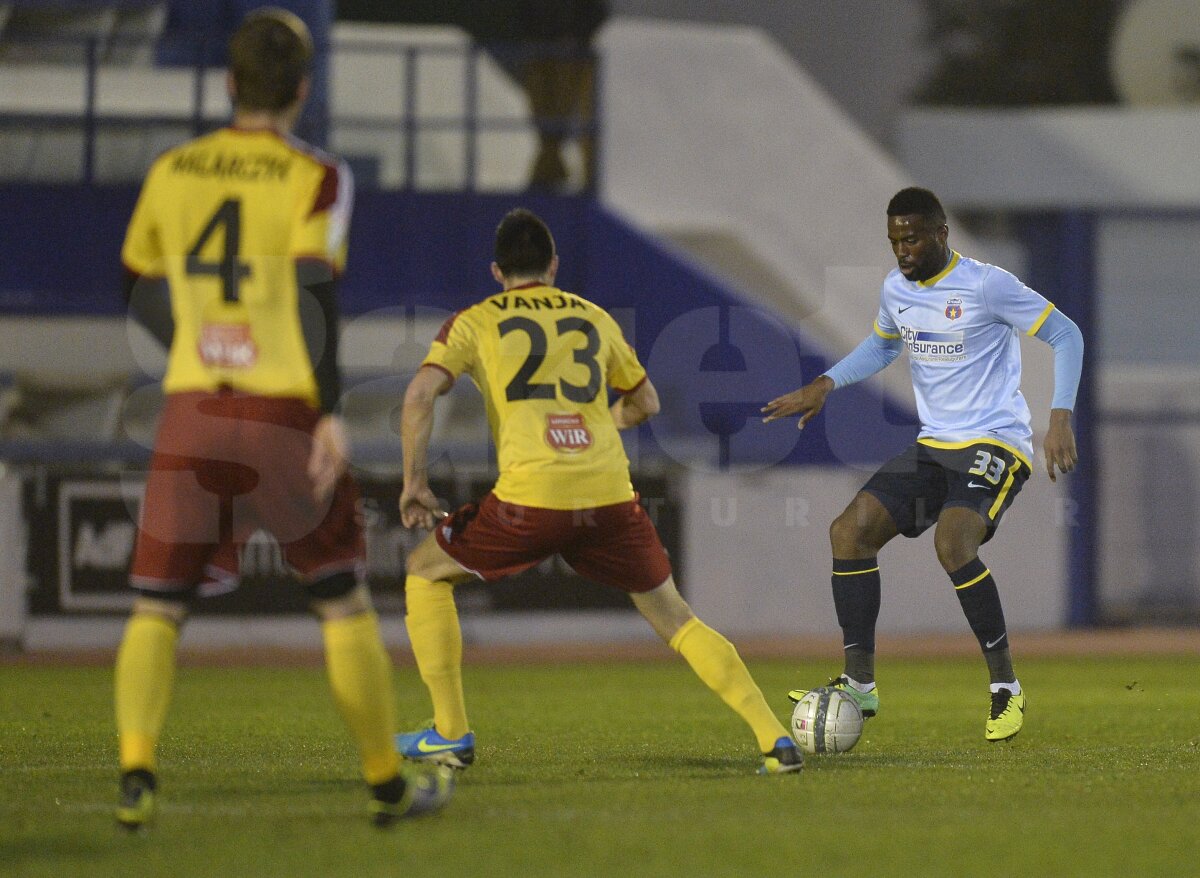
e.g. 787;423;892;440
790;686;864;754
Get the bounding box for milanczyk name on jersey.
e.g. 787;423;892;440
171;151;293;181
488;294;588;311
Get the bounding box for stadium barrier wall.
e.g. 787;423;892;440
0;468;26;648
683;467;1068;637
12;461;1071;649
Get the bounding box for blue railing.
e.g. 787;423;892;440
0;33;602;191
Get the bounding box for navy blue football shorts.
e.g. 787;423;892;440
861;440;1030;543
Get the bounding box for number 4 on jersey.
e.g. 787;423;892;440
186;198;251;302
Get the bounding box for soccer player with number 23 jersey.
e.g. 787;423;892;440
397;208;803;775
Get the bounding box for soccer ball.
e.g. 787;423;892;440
790;686;864;754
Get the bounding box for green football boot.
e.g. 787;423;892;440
788;675;879;718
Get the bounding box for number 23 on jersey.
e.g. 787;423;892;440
499;316;602;404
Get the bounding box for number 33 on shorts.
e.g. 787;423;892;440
967;449;1007;485
960;444;1026;525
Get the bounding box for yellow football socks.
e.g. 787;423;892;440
670;617;789;752
404;575;469;740
322;611;400;785
114;612;178;772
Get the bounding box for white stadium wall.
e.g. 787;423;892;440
680;469;1068;638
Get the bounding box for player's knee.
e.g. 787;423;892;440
403;534;465;583
131;590;193;625
830;510;867;555
307;574;371;620
631;577;693;642
403;536;439;579
933;532;975;573
304;570;358;601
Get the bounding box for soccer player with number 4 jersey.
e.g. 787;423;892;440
397;208;803;775
763;187;1084;742
113;7;451;829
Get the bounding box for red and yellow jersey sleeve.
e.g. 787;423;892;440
290;160;353;273
422;311;478;383
602;311;647;393
420;286;641;510
120;128;352;406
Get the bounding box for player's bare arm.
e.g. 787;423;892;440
399;365;452;529
611;378;660;430
761;374;834;428
308;414;350;502
1043;408;1078;482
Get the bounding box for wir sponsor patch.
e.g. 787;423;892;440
544;412;592;453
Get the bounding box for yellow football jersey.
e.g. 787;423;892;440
121;127;352;405
422;284;647;510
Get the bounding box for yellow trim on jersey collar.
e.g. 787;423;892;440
1027;302;1055;336
918;250;961;288
917;436;1032;470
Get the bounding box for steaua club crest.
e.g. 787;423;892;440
944;297;963;320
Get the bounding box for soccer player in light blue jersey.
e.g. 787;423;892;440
762;187;1083;741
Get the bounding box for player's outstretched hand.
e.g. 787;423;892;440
400;483;445;530
309;414;350;502
761;376;834;429
1043;408;1078;482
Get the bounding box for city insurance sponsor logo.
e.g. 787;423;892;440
898;325;966;363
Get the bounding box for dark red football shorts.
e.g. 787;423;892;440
131;390;363;593
434;492;673;593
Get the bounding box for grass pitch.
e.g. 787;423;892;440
2;653;1198;878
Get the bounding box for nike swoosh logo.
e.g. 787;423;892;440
416;739;461;753
986;633;1007;649
843;643;859;650
898;305;914;313
967;481;990;489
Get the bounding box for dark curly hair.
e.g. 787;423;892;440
887;187;946;226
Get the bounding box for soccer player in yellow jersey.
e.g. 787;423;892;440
112;7;451;829
396;208;802;775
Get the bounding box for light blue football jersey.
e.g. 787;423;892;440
873;251;1055;464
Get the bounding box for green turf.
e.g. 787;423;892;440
2;655;1198;878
